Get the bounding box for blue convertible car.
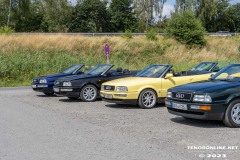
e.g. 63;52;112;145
32;64;84;95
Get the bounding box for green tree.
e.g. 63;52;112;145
69;0;110;32
195;0;218;32
133;0;167;31
11;0;44;32
40;0;73;32
195;0;240;32
1;0;73;32
213;0;231;31
174;0;199;13
225;3;240;32
166;11;206;47
175;0;238;32
109;0;136;32
0;0;9;27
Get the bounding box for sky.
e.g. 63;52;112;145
162;0;240;17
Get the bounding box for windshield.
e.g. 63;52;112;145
212;65;240;81
87;64;112;75
62;65;82;74
136;65;168;78
191;62;215;71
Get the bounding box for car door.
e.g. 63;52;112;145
188;74;212;83
161;76;192;97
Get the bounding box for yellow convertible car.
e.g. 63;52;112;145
100;62;220;109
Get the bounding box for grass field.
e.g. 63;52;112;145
0;34;240;87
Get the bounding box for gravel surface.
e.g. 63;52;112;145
0;87;239;160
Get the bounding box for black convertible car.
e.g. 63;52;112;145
166;64;240;128
54;64;138;102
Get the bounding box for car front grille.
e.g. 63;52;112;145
103;85;115;91
172;92;192;101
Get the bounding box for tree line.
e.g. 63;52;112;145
0;0;239;33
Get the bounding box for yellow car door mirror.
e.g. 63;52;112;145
165;73;173;79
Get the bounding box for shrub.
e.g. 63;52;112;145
146;29;158;40
0;26;14;35
122;29;133;39
166;11;206;47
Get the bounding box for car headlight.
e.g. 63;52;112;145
116;86;128;92
167;91;172;98
39;79;47;83
63;81;72;87
193;94;212;103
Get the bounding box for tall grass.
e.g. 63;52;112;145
0;34;239;86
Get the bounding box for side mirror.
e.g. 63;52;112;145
212;67;220;72
208;74;214;80
165;73;173;79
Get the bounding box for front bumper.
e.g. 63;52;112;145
165;98;227;120
31;83;53;93
100;90;139;105
53;86;81;97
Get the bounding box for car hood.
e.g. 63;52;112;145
103;77;159;86
35;73;71;80
170;80;240;93
57;74;99;81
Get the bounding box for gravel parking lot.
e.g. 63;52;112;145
0;87;239;160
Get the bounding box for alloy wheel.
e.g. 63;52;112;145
231;104;240;124
82;86;97;101
141;90;157;108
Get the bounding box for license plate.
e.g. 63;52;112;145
32;85;37;88
54;88;59;92
61;89;73;92
103;94;113;99
172;102;187;110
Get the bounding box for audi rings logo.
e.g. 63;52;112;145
176;93;185;98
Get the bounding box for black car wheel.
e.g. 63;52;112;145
44;92;54;96
223;99;240;128
80;84;97;102
138;89;157;109
68;97;79;100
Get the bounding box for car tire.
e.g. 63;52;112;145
44;92;54;96
68;97;79;100
80;84;97;102
138;89;157;109
223;99;240;128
